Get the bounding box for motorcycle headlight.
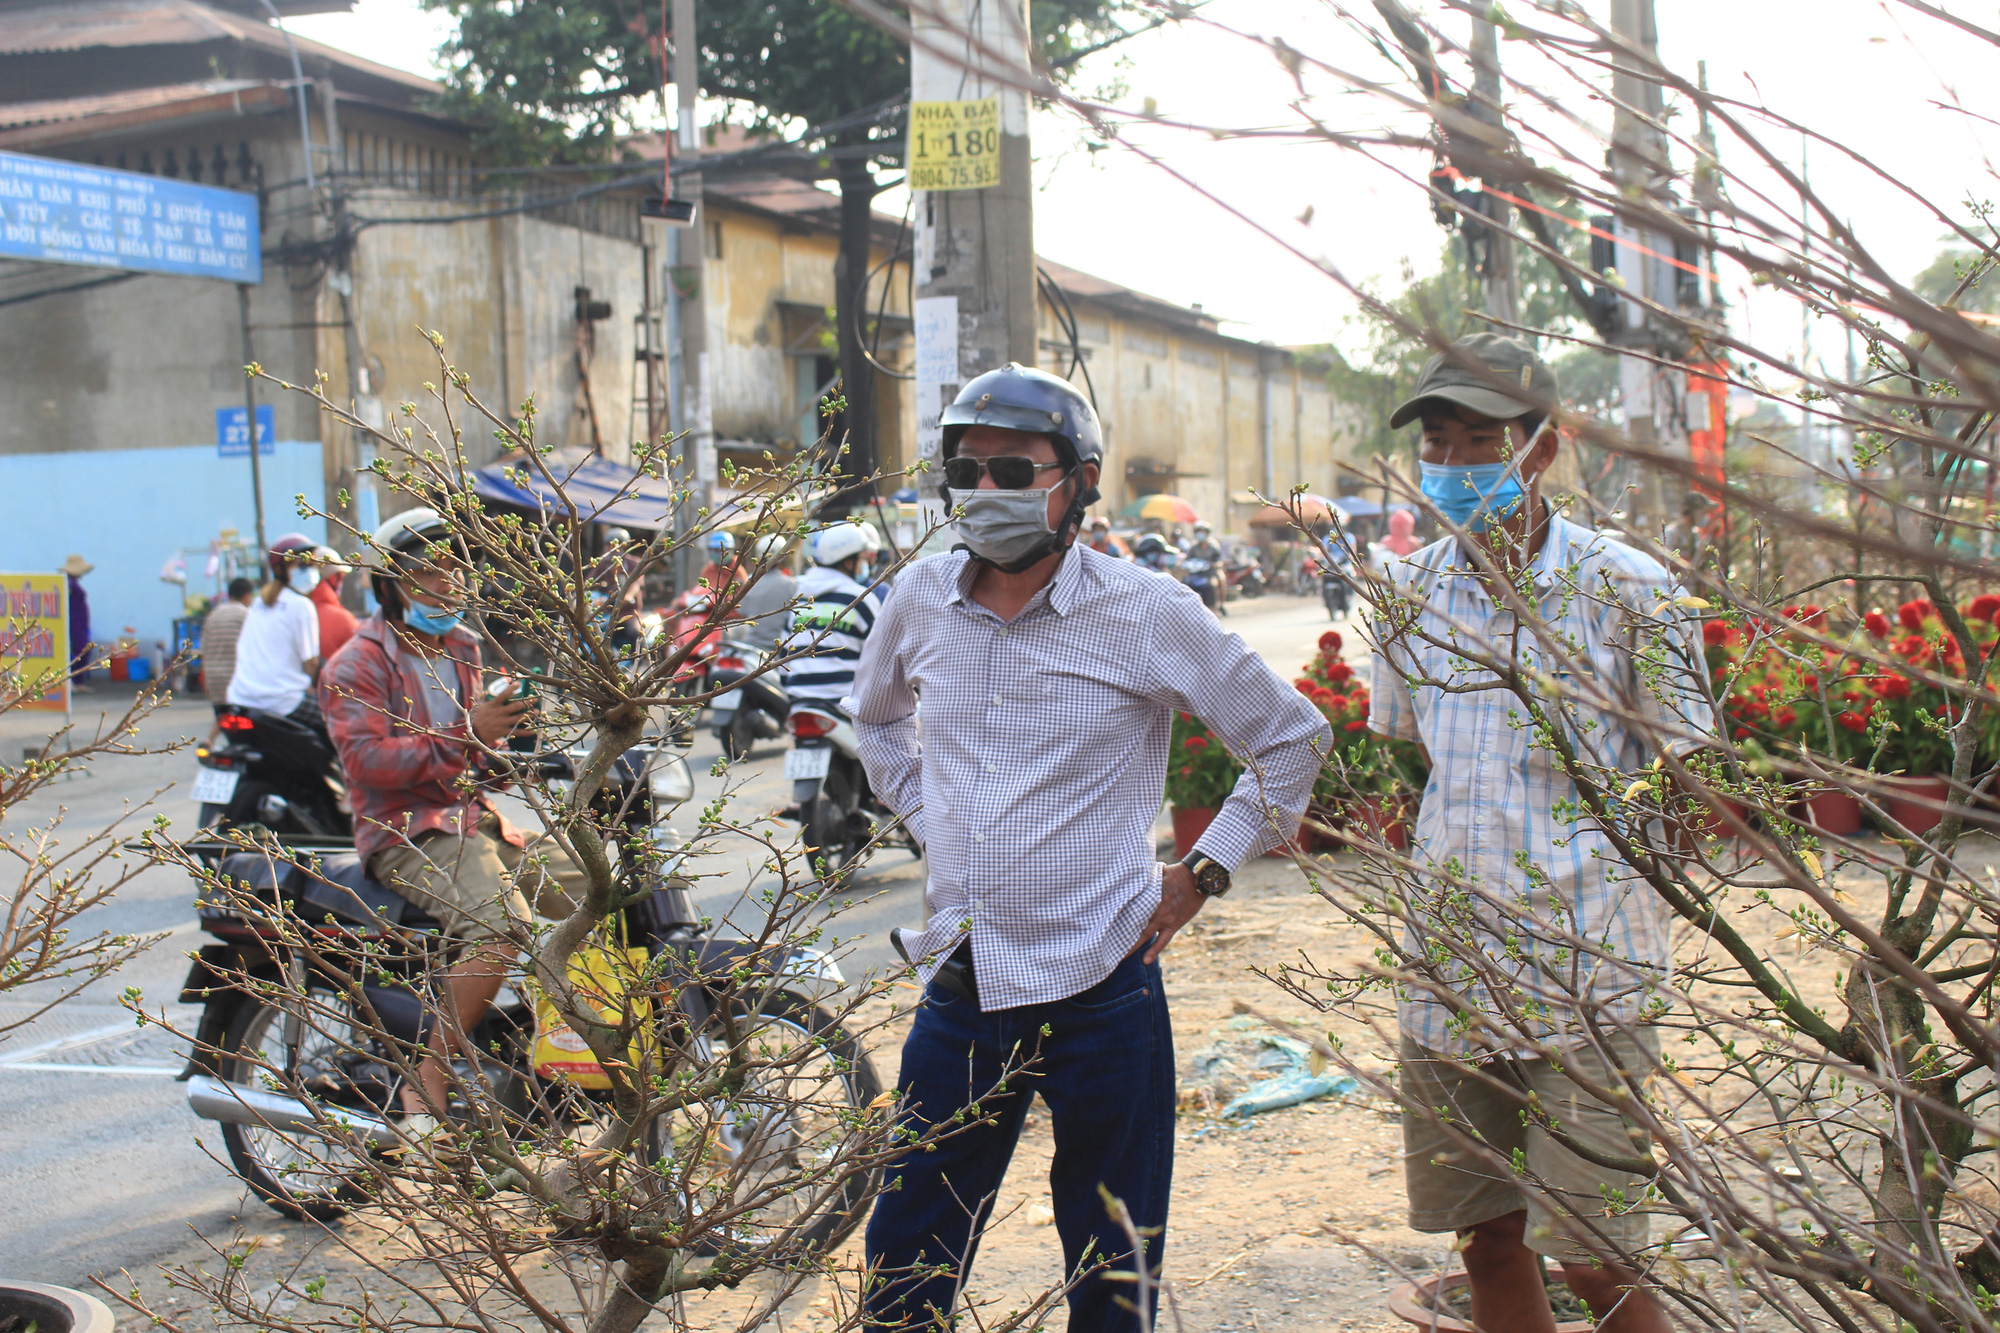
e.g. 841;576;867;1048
648;754;694;807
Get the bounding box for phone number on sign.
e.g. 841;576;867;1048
911;160;1001;190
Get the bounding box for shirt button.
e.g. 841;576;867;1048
992;694;1003;706
974;833;986;842
1478;751;1492;762
984;762;997;774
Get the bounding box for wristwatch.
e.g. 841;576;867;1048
1181;851;1231;898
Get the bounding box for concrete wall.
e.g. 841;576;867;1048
703;203;913;458
0;106;653;642
0;439;325;655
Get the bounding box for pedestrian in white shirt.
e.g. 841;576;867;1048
227;534;326;734
851;364;1329;1332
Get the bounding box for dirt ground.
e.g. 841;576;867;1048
100;825;2000;1333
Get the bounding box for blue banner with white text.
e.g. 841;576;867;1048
0;148;261;284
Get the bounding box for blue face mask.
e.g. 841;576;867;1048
1419;460;1527;532
403;600;463;636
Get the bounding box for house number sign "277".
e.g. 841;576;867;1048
908;98;1001;191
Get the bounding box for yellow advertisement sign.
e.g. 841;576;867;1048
909;98;1002;191
0;573;68;712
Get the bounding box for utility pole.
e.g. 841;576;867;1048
910;0;1038;529
237;283;270;562
1466;15;1518;326
671;0;712;515
1607;0;1692;538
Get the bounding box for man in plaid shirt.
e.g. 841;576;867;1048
1369;334;1708;1333
852;364;1328;1331
321;508;585;1138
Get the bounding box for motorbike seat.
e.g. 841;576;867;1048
297;852;440;931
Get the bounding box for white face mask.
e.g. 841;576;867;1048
949;485;1065;570
289;565;321;595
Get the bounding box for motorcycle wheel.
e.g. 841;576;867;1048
719;710;757;762
216;987;376;1221
669;987;883;1257
801;763;863;874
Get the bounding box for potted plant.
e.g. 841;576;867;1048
1295;632;1426;849
1165;709;1243;858
1857;601;1962;835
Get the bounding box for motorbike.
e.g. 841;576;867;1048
785;704;918;871
1319;555;1352;620
1179;555;1221;612
194;704;352;840
1223;551;1266;600
709;640;790;761
175;737;879;1248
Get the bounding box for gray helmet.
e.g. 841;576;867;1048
940;363;1103;473
938;364;1103;562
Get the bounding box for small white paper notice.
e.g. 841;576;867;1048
914;296;959;387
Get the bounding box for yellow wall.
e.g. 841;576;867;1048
699;200;1350;536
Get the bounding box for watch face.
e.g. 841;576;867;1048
1194;861;1230;896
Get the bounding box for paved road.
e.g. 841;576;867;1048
0;591;1335;1283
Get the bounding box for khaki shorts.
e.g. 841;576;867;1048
1400;1028;1659;1262
369;812;590;942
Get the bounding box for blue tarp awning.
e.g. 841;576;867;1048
471;448;678;530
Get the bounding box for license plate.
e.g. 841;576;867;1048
784;747;831;780
713;690;743;711
192;766;240;806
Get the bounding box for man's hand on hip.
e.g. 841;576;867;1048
1138;862;1206;965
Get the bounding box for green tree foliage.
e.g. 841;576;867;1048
422;0;1137;498
1912;244;2000;315
1318;198;1618;472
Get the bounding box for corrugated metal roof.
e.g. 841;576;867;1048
0;0;435;92
0;77;266;129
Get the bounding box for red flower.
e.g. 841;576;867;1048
1970;595;2000;623
1782;604;1826;627
1899;600;1938;632
1327;661;1354;682
1319;630;1343;655
1183;735;1209;751
1343;719;1369;733
1836;711;1869;733
1179;765;1193;776
1324;694;1350;712
1773;707;1798;727
1702;620;1731;646
1865;611;1891;638
1871;674;1912;699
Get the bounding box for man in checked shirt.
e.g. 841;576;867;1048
849;364;1329;1331
1370;334;1709;1333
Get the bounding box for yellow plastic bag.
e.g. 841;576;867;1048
529;942;652;1090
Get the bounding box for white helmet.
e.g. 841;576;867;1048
373;506;448;558
858;523;883;554
751;533;790;562
369;506;451;611
807;522;871;568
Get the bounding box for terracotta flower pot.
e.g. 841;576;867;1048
1171;806;1217;860
1693;796;1750;839
1880;775;1951;836
1800;787;1862;836
1387;1270;1592;1333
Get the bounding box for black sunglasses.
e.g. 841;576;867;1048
944;455;1068;491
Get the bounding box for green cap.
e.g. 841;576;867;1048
1388;331;1559;430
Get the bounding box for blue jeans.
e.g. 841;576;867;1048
863;948;1175;1331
